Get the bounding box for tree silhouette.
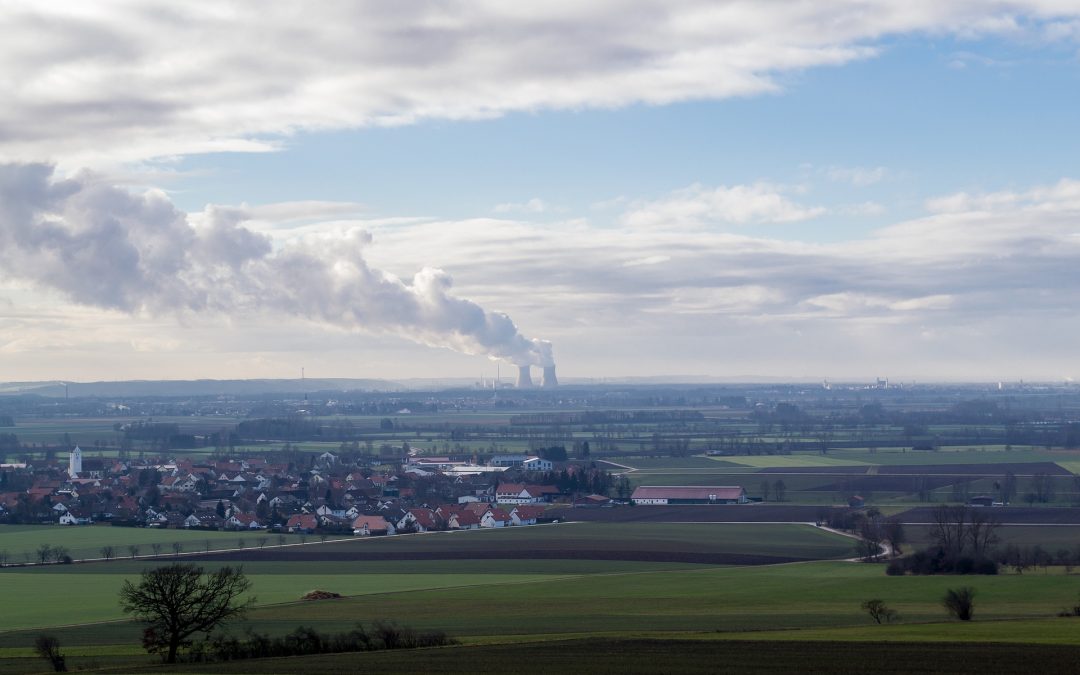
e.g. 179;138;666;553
119;563;253;663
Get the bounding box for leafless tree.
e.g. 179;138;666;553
36;544;53;564
151;543;162;556
51;546;69;563
100;545;115;560
119;563;253;663
772;479;786;502
967;509;1000;556
171;542;183;556
882;518;905;556
928;505;969;556
861;599;898;624
33;635;66;672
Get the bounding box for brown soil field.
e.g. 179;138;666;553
566;504;839;522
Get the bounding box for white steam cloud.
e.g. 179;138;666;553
0;163;553;368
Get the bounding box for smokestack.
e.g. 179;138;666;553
541;365;558;388
516;365;533;388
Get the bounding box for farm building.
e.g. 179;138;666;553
631;486;747;505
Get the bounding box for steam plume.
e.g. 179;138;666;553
0;163;554;368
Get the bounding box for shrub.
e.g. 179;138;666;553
943;587;976;621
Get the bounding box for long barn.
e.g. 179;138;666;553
631;486;747;505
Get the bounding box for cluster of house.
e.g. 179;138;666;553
0;447;577;536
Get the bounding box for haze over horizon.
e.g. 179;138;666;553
2;2;1080;382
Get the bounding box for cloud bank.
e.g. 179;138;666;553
3;1;1079;165
0;163;553;368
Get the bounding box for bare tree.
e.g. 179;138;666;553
861;599;898;624
36;544;53;564
759;480;770;502
128;545;140;559
119;563;253;663
100;545;115;560
967;509;1000;556
882;518;906;556
33;635;66;672
258;537;269;548
772;479;786;502
51;546;69;563
857;520;884;562
171;542;183;556
928;505;969;557
151;543;163;556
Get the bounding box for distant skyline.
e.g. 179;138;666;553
2;3;1080;382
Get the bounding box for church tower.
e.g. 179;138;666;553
68;445;82;478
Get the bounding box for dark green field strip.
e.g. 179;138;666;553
177;523;857;562
876;462;1072;476
115;638;1080;674
13;559;700;576
895;506;1080;524
184;549;806;566
906;524;1080;549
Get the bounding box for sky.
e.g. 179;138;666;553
2;1;1080;383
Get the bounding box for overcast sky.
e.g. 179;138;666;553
2;1;1080;383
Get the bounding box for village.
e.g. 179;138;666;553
0;445;624;539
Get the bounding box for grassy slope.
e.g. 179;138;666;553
4;560;1080;672
0;524;856;632
0;524;348;562
123;638;1080;675
304;523;858;558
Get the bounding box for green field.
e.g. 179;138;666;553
168;638;1080;675
0;524;351;563
3;519;1080;673
4;560;1080;672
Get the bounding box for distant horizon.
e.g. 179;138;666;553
2;374;1072;389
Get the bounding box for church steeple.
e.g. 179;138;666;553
68;445;83;478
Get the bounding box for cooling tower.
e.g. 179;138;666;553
541;365;558;388
516;365;534;388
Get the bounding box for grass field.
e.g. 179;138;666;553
5;560;1080;672
5;529;1080;673
166;638;1080;675
0;524;351;563
0;524;857;632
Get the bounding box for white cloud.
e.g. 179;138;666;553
493;198;549;214
825;166;888;186
621;183;826;228
2;2;1079;166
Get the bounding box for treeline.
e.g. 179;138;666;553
122;421;198;449
534;466;618;496
510;410;708;426
0;415;14;427
187;622;455;663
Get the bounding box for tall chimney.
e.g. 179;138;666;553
516;365;533;388
541;365;558;388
